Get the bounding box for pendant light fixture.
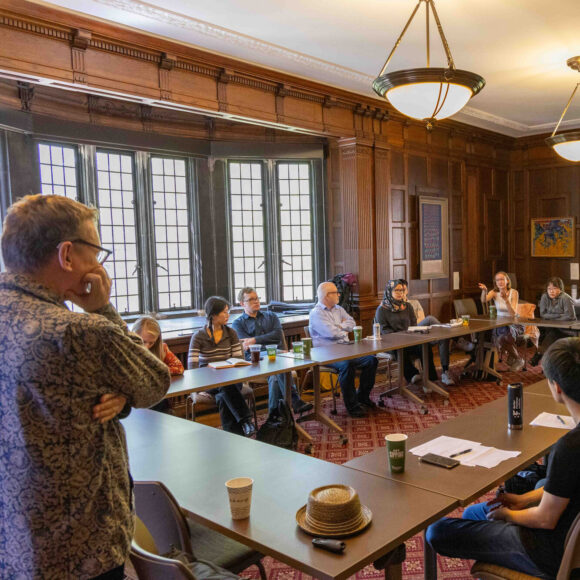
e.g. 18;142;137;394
545;57;580;163
372;0;485;129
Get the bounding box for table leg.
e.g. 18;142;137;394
285;372;312;444
396;348;427;409
423;530;438;580
421;343;449;399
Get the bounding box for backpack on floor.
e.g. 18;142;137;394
256;399;298;451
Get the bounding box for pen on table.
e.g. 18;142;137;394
449;448;472;458
557;415;566;425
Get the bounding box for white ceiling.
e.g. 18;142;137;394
29;0;580;137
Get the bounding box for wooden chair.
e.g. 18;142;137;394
132;480;267;580
471;511;580;580
302;326;340;415
453;298;501;383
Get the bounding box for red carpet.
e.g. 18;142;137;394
242;352;546;579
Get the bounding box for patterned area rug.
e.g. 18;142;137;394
241;352;546;580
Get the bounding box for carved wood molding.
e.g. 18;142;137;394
16;81;34;111
0;1;518;148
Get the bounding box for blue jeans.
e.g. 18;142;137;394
268;373;301;412
426;503;548;578
325;355;378;412
421;315;450;369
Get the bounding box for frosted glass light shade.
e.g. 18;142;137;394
373;68;485;123
546;132;580;162
387;82;472;120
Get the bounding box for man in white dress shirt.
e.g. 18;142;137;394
309;282;378;417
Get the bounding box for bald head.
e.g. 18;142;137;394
317;282;340;308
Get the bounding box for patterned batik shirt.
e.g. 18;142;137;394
0;273;170;580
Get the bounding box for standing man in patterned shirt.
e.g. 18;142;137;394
0;194;170;580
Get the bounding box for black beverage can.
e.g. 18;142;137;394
508;382;523;430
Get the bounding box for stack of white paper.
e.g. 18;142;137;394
530;412;574;430
410;435;521;469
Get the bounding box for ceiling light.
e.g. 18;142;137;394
372;0;485;129
545;57;580;163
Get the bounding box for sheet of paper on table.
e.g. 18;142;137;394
530;412;575;430
410;435;521;469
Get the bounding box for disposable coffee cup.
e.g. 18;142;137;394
385;434;408;474
461;314;470;326
266;344;277;361
225;477;253;520
353;326;363;342
249;344;261;364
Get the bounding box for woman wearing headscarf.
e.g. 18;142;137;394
374;279;439;388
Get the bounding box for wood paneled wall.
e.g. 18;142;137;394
510;137;580;303
3;0;573;330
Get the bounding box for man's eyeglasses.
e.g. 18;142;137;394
59;239;113;265
244;296;261;303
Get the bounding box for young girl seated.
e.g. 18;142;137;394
132;315;184;413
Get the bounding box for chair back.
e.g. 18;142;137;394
557;511;580;580
130;515;195;580
131;542;195;580
453;298;479;318
506;272;518;290
134;481;193;558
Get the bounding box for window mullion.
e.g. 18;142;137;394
135;150;155;313
188;157;202;310
78;143;97;207
265;159;280;302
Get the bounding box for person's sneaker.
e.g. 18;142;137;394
348;405;368;418
441;372;455;386
357;397;377;409
509;357;525;372
292;399;314;415
456;337;475;352
241;421;256;437
529;352;543;367
410;373;422;386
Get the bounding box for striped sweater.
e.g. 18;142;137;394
187;325;243;369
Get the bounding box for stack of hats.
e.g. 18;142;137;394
296;484;372;538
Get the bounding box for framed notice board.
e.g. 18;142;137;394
419;196;449;280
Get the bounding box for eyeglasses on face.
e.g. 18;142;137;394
244;296;261;303
60;239;113;265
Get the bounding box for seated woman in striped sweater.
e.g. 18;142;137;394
187;296;255;437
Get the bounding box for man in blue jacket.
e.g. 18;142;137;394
233;287;312;415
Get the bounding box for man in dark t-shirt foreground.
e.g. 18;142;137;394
426;337;580;579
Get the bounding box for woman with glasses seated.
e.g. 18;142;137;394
529;277;576;367
478;271;525;372
187;296;255;437
375;279;443;390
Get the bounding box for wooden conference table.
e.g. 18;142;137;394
165;317;514;445
346;388;568;579
305;318;508;412
124;409;457;580
167;356;318;445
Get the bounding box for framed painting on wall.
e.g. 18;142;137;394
419;196;449;280
531;217;575;258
